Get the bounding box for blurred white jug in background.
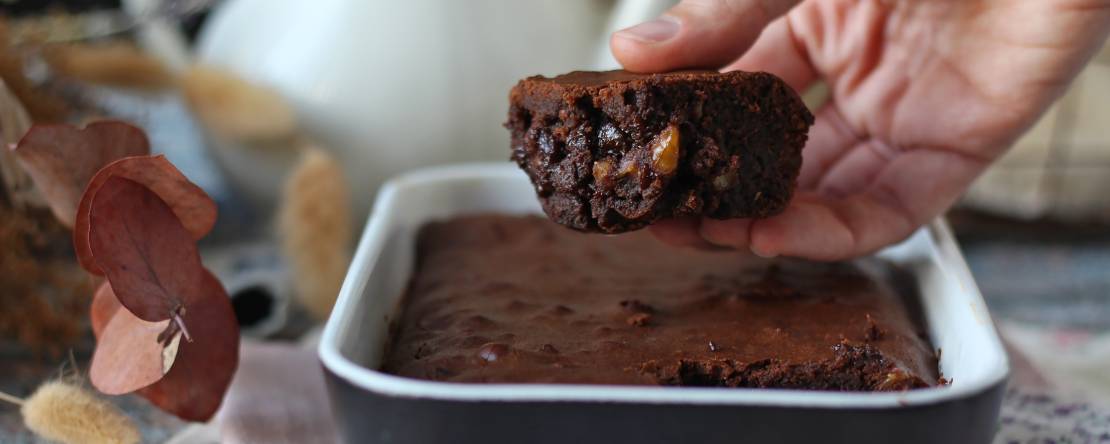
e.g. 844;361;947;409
195;0;673;216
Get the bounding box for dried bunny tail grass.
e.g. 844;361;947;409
20;381;140;444
279;146;352;320
43;41;173;91
180;64;297;144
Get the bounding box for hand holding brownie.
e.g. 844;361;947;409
613;0;1110;260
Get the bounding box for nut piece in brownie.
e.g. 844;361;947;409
506;70;813;233
381;214;941;390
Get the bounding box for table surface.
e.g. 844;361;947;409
3;210;1109;443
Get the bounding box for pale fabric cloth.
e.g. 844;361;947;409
169;339;338;444
995;322;1110;443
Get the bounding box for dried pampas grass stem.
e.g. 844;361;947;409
279;147;352;320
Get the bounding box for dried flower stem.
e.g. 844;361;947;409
171;312;192;342
0;390;24;406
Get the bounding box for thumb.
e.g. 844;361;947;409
611;0;800;72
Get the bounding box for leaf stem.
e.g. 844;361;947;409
172;313;193;342
0;390;24;406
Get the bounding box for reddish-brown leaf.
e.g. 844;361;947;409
74;155;217;275
90;281;121;339
10;121;150;226
137;268;240;422
80;151;238;421
89;308;175;395
87;177;204;322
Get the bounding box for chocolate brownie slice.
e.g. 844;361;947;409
381;214;940;390
506;70;813;233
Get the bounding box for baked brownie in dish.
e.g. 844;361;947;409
506;70;813;233
381;214;940;390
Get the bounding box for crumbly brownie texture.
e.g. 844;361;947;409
380;215;940;390
506;70;813;233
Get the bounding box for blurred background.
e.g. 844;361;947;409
0;0;1107;442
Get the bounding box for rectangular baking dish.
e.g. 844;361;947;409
319;163;1009;444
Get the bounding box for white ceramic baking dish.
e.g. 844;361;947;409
319;163;1009;444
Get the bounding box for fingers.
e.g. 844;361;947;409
649;218;734;251
749;147;989;260
699;218;752;250
611;0;802;72
724;15;817;92
650;218;711;248
748;194;910;260
660;147;986;261
815;138;896;199
797;104;861;189
749;196;859;259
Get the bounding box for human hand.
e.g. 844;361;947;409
612;0;1110;259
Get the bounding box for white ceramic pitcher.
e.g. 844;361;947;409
195;0;673;215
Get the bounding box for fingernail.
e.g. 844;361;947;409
700;219;751;249
616;15;680;43
750;245;778;259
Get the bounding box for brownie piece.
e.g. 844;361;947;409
506;70;813;233
381;214;941;390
